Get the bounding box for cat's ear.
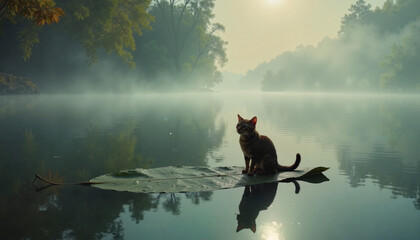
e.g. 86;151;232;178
250;225;256;233
236;225;244;232
237;114;244;122
250;116;257;126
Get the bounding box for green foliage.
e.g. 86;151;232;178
17;24;40;60
370;0;420;34
137;0;227;88
59;0;154;67
339;0;372;38
381;23;420;91
1;0;226;90
1;0;154;67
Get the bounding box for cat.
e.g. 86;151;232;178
236;182;278;233
236;114;301;176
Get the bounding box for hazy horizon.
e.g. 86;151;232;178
214;0;387;75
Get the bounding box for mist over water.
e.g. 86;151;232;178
1;92;420;239
1;0;420;239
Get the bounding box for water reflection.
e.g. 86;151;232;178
337;99;420;210
0;94;225;179
338;143;420;209
0;94;224;239
1;174;215;239
236;174;328;234
236;182;280;233
259;221;285;240
1;93;420;239
262;94;420;210
0;95;38;118
154;192;213;216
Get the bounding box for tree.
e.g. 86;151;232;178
381;23;420;91
0;0;64;25
59;0;154;68
261;70;275;91
129;0;227;88
0;0;154;67
152;0;226;76
192;23;226;69
339;0;372;37
0;0;64;60
369;0;420;34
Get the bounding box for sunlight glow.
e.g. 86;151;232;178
267;0;283;5
260;222;285;240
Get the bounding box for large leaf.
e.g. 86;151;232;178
90;166;329;193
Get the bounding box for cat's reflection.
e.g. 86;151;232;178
236;181;300;233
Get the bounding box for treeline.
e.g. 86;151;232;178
0;0;226;92
244;0;420;92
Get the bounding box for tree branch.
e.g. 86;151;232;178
176;0;190;34
192;24;220;69
178;2;201;57
155;0;175;47
0;0;10;18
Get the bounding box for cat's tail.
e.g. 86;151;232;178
277;153;301;171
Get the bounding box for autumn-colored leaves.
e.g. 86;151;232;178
0;0;64;25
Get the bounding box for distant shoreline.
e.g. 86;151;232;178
0;72;39;95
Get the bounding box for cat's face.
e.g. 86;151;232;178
236;214;257;233
236;114;257;136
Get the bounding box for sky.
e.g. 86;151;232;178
213;0;387;75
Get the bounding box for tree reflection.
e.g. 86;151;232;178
129;194;159;224
337;99;420;210
337;144;420;210
0;95;224;239
64;122;151;182
262;96;420;210
48;186;158;240
154;191;214;216
185;191;213;204
133;100;226;167
160;193;181;215
109;220;124;240
0;95;38;118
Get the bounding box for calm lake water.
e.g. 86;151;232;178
1;92;419;240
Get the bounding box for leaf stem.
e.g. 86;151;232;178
33;173;106;186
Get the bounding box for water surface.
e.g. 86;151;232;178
1;93;419;239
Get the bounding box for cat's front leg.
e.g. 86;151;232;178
247;159;257;176
242;156;250;174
